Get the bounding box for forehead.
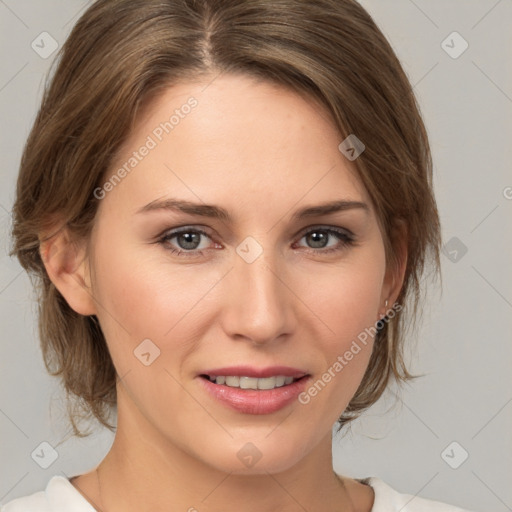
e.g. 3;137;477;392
101;73;371;219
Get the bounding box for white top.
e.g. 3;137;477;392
1;475;472;512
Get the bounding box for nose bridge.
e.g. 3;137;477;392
222;240;294;343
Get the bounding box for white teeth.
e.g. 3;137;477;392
225;376;239;387
275;376;286;387
240;376;259;389
209;375;299;390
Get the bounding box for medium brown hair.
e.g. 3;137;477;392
10;0;441;436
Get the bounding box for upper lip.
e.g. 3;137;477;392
199;366;309;379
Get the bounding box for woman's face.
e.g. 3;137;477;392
85;73;395;474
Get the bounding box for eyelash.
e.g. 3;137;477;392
156;225;356;258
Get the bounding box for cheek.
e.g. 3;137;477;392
90;236;224;368
305;257;385;341
298;255;385;405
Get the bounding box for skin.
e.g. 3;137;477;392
41;73;406;512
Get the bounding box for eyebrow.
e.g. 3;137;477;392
136;197;370;221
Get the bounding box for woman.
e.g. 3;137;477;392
5;0;471;510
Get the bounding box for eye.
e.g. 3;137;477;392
158;227;217;258
157;225;356;259
294;226;355;254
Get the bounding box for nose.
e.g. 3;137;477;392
219;247;296;346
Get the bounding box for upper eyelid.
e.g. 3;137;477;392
160;224;353;235
295;226;354;244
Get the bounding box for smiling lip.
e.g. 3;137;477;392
199;365;308;379
197;365;311;415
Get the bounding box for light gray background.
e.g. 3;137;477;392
1;1;511;511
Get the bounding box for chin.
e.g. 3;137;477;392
185;428;317;476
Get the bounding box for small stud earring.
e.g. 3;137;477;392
378;299;389;322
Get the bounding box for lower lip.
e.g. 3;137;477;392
198;376;311;415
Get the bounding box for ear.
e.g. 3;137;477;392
39;227;97;316
378;220;408;319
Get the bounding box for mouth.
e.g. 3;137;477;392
197;367;311;414
199;374;308;390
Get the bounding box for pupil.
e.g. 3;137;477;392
308;231;327;248
178;232;200;250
